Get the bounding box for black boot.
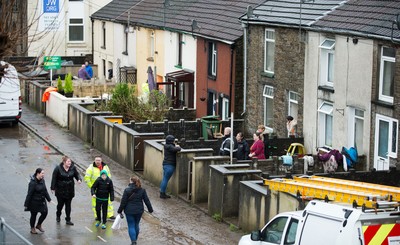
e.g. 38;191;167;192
66;218;74;226
56;216;60;222
160;192;171;199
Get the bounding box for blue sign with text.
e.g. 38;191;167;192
43;0;59;13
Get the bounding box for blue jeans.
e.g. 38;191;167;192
126;213;142;241
160;164;176;193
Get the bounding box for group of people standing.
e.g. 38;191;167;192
24;155;153;245
219;126;266;160
78;61;93;80
218;115;297;161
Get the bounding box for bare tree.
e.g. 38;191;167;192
0;0;29;60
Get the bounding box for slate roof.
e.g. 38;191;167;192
240;0;346;26
91;0;266;43
241;0;400;41
312;0;400;40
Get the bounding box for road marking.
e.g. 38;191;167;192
85;226;93;233
97;236;107;242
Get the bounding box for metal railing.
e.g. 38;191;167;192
0;217;33;245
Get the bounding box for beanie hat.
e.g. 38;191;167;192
100;170;108;177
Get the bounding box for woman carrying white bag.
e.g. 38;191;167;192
111;212;123;229
117;176;153;245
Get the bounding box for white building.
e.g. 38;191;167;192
27;0;111;58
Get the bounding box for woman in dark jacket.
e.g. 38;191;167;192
118;176;153;245
236;132;250;160
24;168;51;234
50;156;82;225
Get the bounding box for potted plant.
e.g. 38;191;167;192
56;76;64;95
64;73;74;97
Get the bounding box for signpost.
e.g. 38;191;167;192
43;56;61;86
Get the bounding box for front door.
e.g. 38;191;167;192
374;114;396;170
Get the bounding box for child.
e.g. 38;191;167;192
91;170;114;229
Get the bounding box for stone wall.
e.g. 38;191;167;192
245;25;305;138
125;118;245;141
234;37;245;119
369;41;400;170
72;81;115;98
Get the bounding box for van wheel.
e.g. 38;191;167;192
11;120;19;126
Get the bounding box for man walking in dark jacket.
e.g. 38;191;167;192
160;135;181;199
91;170;114;229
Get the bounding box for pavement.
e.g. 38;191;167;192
19;103;243;244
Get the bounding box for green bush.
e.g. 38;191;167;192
103;83;171;122
64;73;73;93
56;76;63;93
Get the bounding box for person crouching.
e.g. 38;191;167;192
91;170;114;229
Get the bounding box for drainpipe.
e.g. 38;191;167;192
91;18;94;63
241;22;247;117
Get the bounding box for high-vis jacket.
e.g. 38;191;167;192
84;162;111;188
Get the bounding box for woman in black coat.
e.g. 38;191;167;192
118;176;153;245
24;168;51;234
50;156;82;225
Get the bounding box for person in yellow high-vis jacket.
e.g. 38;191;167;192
84;156;115;219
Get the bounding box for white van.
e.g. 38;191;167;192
239;200;400;245
0;61;21;125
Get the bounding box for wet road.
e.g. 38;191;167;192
0;122;243;245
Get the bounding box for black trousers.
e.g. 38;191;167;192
30;210;48;228
56;196;73;221
96;200;108;224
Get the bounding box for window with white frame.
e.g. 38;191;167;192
69;18;84;41
221;97;229;120
177;33;183;67
148;31;154;59
208;42;217;77
263;85;274;132
123;25;128;55
378;46;396;103
348;108;364;154
288;91;299;129
376;114;398;159
319;39;335;87
264;29;275;74
318;102;333;147
101;22;106;48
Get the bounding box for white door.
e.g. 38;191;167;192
374;115;394;170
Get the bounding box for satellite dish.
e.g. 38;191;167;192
246;5;253;18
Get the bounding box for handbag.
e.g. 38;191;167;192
111;213;123;230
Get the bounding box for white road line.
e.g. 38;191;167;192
97;236;107;243
85;226;93;233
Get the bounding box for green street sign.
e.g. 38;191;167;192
43;56;61;70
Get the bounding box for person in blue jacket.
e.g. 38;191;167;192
85;61;93;78
118;176;153;245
